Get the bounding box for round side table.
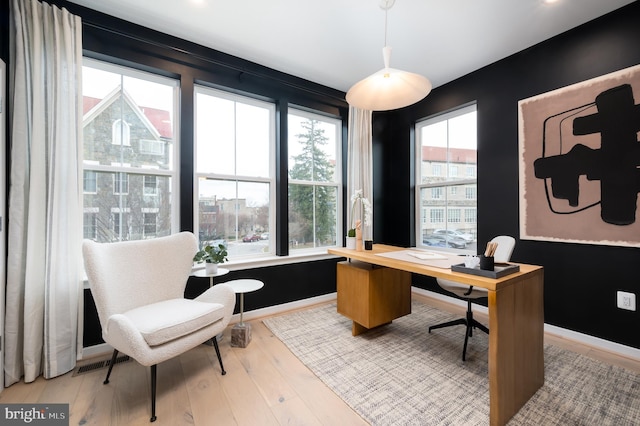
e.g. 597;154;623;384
192;268;230;344
192;267;230;288
226;279;264;348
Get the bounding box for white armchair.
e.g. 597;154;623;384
82;232;235;422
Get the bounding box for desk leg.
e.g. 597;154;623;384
488;269;544;426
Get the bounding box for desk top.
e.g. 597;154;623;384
328;244;542;292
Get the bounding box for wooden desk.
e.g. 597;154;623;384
328;244;544;426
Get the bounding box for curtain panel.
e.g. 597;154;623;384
346;106;373;240
6;0;83;385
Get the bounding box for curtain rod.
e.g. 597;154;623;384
82;21;347;105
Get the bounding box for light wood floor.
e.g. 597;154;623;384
1;294;638;425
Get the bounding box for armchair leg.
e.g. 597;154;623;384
212;338;226;375
150;364;157;422
104;349;119;385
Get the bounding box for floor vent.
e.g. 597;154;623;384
73;355;131;376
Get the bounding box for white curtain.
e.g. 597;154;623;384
347;106;373;239
6;0;83;385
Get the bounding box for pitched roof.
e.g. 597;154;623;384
83;95;173;139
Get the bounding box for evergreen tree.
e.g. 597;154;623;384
289;120;336;246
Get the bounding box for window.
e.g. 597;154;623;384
447;208;461;223
465;186;476;200
83;211;98;239
416;104;477;252
140;139;164;155
430;208;444;224
112;120;130;146
288;109;341;251
465;208;477;224
143;210;158;237
194;86;275;258
111;209;130;239
113;172;129;195
82;58;178;242
144;175;158;196
84;171;97;193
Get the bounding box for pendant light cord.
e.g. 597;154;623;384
381;0;395;47
384;6;388;47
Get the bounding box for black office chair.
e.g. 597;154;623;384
429;236;516;361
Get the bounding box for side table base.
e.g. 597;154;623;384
231;323;252;348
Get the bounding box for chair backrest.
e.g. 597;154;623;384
490;235;516;263
83;232;198;326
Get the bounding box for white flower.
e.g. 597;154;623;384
350;189;372;230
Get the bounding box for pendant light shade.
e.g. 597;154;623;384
346;47;432;111
346;0;431;111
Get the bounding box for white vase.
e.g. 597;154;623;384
205;262;219;275
345;237;356;249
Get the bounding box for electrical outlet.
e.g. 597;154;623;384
616;291;636;311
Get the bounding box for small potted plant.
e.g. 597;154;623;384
193;243;228;274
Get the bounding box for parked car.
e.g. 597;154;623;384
242;234;260;242
432;229;475;243
260;232;269;240
423;234;467;249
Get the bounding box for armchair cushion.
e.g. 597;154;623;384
121;299;225;347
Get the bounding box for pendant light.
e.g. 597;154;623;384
346;0;432;111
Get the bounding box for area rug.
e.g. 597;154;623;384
263;301;639;425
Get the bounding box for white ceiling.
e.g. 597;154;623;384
67;0;634;93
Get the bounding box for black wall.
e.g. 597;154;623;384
381;2;640;349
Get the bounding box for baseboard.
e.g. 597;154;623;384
80;342;112;360
228;292;337;325
81;289;639;362
411;287;640;361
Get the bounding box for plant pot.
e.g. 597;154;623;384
205;262;219;275
345;236;356;249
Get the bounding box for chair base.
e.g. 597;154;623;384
428;300;489;361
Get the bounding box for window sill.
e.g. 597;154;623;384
193;248;341;272
83;249;342;289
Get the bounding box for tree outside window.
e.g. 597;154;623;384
288;110;340;250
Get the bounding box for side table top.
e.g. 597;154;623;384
225;279;264;294
192;268;230;278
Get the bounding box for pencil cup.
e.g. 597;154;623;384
479;255;494;271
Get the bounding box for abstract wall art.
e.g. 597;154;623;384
518;65;640;247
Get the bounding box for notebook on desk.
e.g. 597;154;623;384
376;249;460;268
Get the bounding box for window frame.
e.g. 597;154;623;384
193;85;277;260
82;57;180;242
287;107;343;253
415;103;477;254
